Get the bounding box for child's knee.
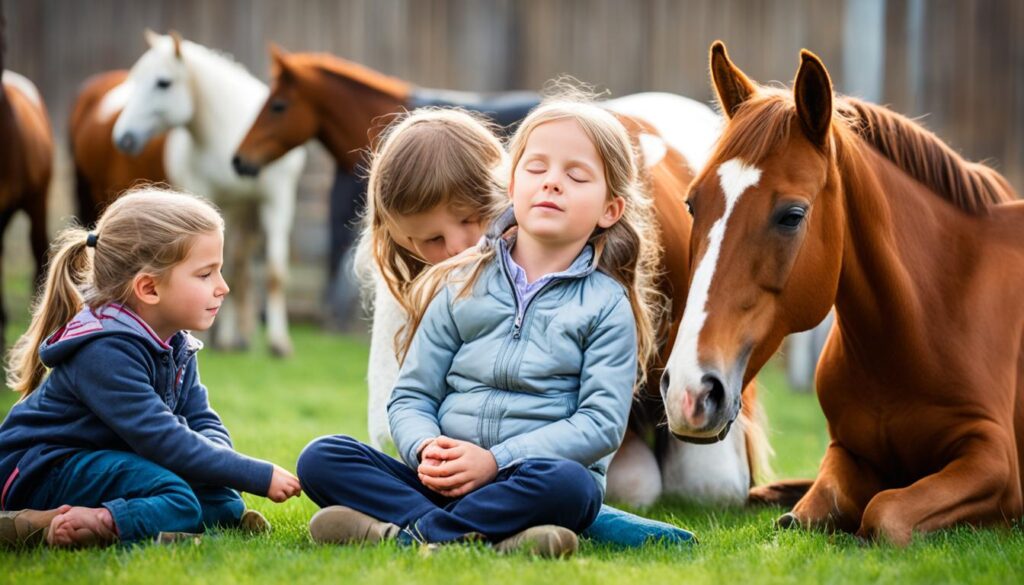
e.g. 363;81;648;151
545;459;593;488
198;489;245;528
162;488;204;533
297;435;363;487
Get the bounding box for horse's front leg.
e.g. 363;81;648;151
213;202;255;351
25;186;50;292
782;441;881;533
606;429;662;507
259;180;296;358
857;427;1020;546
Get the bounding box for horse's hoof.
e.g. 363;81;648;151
269;341;293;358
212;341;250;353
776;513;800;530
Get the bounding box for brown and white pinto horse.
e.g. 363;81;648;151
663;41;1023;543
69;69;166;227
0;10;52;349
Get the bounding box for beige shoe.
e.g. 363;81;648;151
494;525;578;558
154;532;202;545
309;506;401;545
0;508;65;548
239;509;272;534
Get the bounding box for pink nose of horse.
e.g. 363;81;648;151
680;373;727;429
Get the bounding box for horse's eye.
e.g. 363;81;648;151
156;78;172;90
777;207;806;230
270;99;288;113
685;200;694;217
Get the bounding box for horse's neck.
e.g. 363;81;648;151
311;71;405;170
834;147;972;357
183;46;267;154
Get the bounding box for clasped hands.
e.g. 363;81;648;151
417;436;498;498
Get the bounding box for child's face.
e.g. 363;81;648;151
152;231;229;336
511;118;624;246
389;204;484;264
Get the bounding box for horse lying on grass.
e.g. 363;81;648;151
662;41;1022;544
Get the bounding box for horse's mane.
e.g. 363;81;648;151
712;88;1016;215
181;40;255;83
288;53;410;101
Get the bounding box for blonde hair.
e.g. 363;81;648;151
356;108;509;318
403;94;666;388
6;188;224;397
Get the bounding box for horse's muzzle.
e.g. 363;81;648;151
115;132;143;156
232;155;261;177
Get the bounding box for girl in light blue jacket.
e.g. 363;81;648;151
298;96;667;557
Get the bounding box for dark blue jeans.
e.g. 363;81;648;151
22;450;245;542
297;435;602;543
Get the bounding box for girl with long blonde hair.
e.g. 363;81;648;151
0;189;301;548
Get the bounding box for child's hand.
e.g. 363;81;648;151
267;464;302;502
417;436;497;498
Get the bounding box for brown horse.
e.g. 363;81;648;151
662;41;1023;544
68;69;166;227
0;10;52;349
234;46;538;324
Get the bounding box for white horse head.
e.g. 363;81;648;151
113;31;193;155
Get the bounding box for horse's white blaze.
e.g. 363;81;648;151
2;70;43;108
637;133;667;169
669;159;761;415
98;80;133;123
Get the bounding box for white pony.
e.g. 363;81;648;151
363;92;761;507
113;31;306;356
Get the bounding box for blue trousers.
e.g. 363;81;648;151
299;435;696;548
297;435;602;543
22;450;245;542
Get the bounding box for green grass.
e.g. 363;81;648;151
1;268;1023;583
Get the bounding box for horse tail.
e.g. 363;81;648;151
741;383;773;486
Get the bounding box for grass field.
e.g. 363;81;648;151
1;259;1023;584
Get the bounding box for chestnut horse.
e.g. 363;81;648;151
69;69;166;227
113;31;307;356
234;46;539;324
663;41;1022;544
0;11;52;349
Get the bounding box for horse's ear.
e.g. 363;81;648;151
169;30;183;59
144;28;161;48
270;42;289;62
270;43;293;78
794;49;833;148
710;41;755;119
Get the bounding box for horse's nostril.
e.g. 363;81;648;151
660;371;670;397
700;372;726;413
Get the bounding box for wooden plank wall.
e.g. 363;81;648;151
4;0;1021;318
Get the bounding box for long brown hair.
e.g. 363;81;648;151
354;108;510;320
403;95;665;387
6;188;224;397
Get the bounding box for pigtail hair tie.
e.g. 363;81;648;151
86;233;99;248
